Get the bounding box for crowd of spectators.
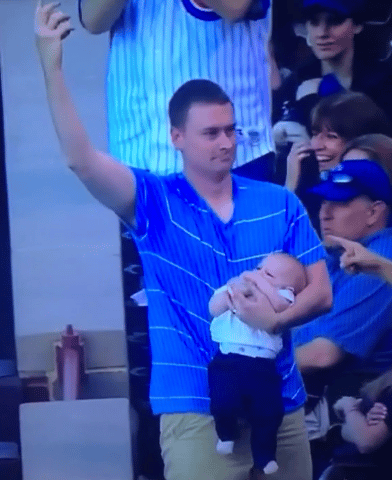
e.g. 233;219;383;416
271;1;392;478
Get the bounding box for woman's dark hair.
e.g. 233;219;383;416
311;91;392;141
169;79;232;129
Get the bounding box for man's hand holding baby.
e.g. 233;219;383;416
228;281;278;333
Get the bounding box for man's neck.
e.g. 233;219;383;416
321;49;354;89
183;167;234;221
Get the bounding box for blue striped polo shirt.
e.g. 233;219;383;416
125;169;326;414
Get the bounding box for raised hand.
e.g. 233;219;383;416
35;1;73;73
366;402;388;426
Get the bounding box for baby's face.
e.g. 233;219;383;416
255;255;294;289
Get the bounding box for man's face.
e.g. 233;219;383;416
306;11;362;61
319;196;373;242
310;124;347;172
171;102;236;178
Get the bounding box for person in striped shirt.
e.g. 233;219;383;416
78;0;276;179
35;5;333;479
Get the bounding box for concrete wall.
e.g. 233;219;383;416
0;0;127;375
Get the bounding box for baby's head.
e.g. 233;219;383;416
256;253;307;294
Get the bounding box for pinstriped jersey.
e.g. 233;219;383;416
124;169;326;414
104;0;275;174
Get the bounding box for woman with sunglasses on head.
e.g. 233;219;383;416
283;91;392;232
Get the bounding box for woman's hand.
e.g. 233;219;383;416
285;141;313;191
366;402;388;426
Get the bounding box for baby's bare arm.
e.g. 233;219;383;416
209;289;231;317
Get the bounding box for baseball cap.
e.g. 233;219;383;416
302;0;366;17
309;160;392;204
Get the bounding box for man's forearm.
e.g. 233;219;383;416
273;282;332;334
79;0;128;33
43;68;95;173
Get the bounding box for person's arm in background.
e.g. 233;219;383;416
79;0;268;33
36;2;136;222
327;235;392;284
295;252;392;372
333;396;392;454
78;0;128;34
296;337;346;372
193;0;259;22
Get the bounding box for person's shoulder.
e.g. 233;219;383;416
364;228;392;258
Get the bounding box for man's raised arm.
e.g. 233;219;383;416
35;1;136;224
78;0;128;34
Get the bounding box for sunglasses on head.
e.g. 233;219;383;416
319;170;353;183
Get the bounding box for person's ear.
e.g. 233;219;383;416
367;201;387;227
171;126;185;150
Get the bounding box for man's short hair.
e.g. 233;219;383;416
311;92;392;142
169;79;232;129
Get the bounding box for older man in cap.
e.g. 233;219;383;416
295;159;392;373
293;158;392;477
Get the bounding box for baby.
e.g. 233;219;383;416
208;252;307;475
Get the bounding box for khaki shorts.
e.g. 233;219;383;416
160;408;312;480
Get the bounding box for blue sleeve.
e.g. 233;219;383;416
122;168;165;239
283;190;326;266
293;272;392;359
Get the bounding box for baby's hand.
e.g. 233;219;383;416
366;402;388;426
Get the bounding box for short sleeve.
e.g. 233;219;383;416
122;168;165;238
